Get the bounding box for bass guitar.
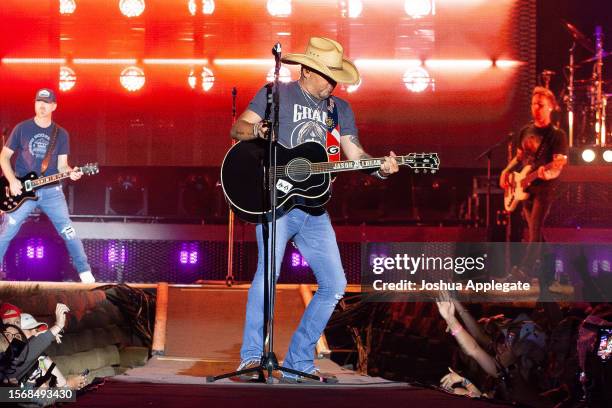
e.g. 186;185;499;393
220;140;439;223
503;162;555;212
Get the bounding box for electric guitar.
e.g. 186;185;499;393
503;162;555;212
0;163;99;213
220;140;440;223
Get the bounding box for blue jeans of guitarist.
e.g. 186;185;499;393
0;185;91;275
240;208;347;378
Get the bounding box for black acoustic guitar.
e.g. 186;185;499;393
0;163;99;213
221;140;439;223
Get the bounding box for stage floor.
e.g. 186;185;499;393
71;357;503;408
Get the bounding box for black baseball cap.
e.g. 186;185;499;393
35;88;57;103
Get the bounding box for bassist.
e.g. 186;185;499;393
499;86;568;287
0;88;95;283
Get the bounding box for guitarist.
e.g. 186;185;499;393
230;37;398;383
499;87;568;288
0;89;95;283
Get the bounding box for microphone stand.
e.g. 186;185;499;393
225;87;238;287
259;41;282;381
475;133;514;234
208;44;335;384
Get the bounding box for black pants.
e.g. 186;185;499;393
520;188;555;284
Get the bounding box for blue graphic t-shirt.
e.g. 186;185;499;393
248;81;358;148
6;119;69;176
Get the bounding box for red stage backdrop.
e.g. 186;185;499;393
0;0;535;168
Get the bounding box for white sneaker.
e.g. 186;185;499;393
79;271;96;283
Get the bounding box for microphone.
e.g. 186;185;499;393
272;42;281;56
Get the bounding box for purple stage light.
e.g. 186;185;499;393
179;250;189;264
179;243;200;265
290;252;308;267
106;243;127;264
291;252;300;267
26;239;45;260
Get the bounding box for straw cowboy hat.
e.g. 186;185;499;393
282;37;360;85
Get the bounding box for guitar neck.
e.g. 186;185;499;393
310;156;410;174
524;162;555;185
29;171;72;189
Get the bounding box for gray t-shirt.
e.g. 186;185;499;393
248;81;358;148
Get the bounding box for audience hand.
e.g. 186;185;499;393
54;303;70;330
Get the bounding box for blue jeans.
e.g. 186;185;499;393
240;209;347;376
0;185;91;275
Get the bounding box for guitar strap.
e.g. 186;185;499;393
324;97;340;162
264;82;273;123
40;123;59;176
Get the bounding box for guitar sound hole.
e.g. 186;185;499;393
286;158;311;182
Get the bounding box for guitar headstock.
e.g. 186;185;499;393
400;153;440;174
80;163;100;176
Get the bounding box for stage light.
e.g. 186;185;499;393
119;0;145;18
179;250;189;264
581;149;596;163
1;58;66;64
74;58;137;65
188;67;215;91
58;66;76;92
203;0;215;14
201;67;214;91
59;66;76;92
341;0;363;18
267;0;291;17
424;59;493;69
266;66;292;83
291;252;308;267
603;149;612;163
346;78;362;93
120;66;145;91
495;59;522;69
354;59;422;69
144;58;208;65
107;243;127;264
59;0;76;14
179;243;199;265
403;67;432;92
214;59;273;66
188;0;215;15
404;0;434;19
26;239;44;260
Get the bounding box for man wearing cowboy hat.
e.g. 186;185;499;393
231;37;399;383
